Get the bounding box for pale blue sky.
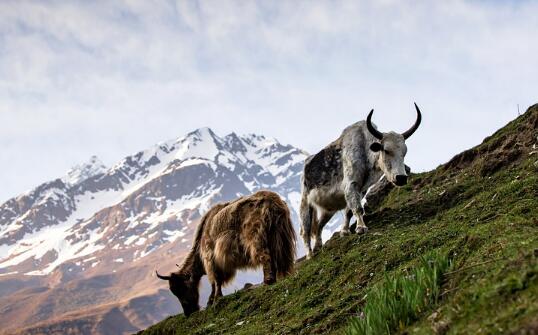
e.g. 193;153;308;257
1;0;537;202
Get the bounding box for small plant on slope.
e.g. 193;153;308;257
347;252;451;335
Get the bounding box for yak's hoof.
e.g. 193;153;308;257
340;230;351;237
356;226;369;234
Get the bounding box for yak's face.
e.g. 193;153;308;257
365;103;422;187
163;273;200;317
370;132;409;186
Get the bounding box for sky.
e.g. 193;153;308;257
1;0;537;202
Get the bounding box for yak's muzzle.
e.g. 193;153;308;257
395;175;408;186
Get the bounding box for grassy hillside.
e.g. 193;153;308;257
139;106;538;335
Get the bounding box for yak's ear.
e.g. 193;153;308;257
175;273;191;281
170;273;191;286
370;142;383;152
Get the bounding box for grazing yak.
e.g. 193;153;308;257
300;104;422;258
156;190;296;316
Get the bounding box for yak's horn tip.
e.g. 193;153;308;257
402;103;422;139
155;270;171;280
366;108;383;140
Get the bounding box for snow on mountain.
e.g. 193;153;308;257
63;155;107;187
0;128;308;278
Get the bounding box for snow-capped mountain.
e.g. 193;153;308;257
63;156;108;187
0;128;308;334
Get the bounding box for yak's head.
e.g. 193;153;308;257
156;271;199;316
366;103;422;187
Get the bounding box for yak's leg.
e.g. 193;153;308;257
207;263;225;305
255;243;276;285
300;191;315;259
344;181;368;234
216;282;223;298
342;137;369;234
302;235;313;260
213;273;224;302
340;209;353;236
207;282;216;306
312;211;334;254
262;256;277;285
355;213;368;234
204;256;218;306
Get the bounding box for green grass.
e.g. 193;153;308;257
347;252;451;335
139;106;538;335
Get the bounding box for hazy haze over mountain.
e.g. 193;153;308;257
1;1;538;202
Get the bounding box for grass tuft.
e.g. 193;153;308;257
347;252;451;335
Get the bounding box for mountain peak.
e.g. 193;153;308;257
188;127;217;139
63;155;107;186
242;133;279;148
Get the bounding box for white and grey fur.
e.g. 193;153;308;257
300;104;422;259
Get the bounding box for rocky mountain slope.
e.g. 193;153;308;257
139;105;538;334
0;128;308;334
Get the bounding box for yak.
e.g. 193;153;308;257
156;190;296;316
300;104;422;258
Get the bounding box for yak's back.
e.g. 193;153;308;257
211;191;289;231
303;140;343;190
202;191;296;274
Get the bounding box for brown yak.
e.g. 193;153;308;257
156;190;296;316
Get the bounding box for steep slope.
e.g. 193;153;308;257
0;128;308;334
140;105;538;335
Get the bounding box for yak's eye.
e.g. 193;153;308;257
370;142;383;152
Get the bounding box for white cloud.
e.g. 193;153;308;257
0;0;537;201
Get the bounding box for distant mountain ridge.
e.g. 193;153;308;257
0;127;309;334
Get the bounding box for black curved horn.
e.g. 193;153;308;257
366;109;383;140
402;103;422;140
156;271;171;280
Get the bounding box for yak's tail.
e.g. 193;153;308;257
299;181;316;253
265;194;296;278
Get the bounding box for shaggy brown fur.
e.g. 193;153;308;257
157;190;296;316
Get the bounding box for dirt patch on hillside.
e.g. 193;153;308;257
442;104;538;176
